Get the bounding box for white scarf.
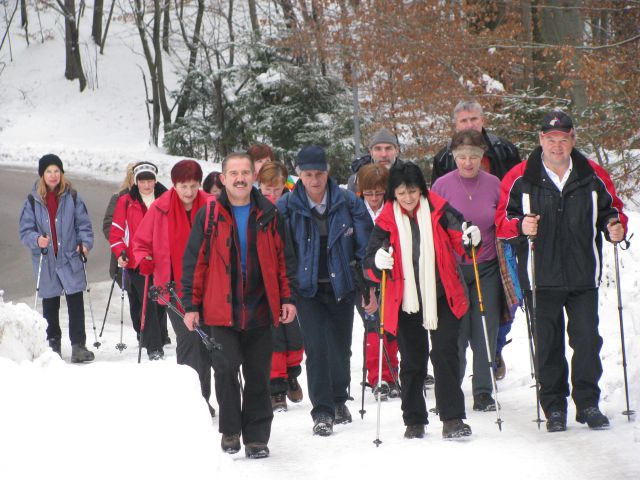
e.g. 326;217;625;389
141;192;155;209
393;197;438;330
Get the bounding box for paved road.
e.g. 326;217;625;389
0;166;118;302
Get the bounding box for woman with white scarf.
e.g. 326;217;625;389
364;162;481;439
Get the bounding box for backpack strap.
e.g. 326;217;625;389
28;194;36;215
203;199;218;262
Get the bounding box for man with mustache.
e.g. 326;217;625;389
181;153;297;459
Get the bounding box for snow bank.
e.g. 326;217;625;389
0;297;54;363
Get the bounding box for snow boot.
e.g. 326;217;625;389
245;443;270;459
404;424;425;439
546;411;567;433
442;419;472;439
334;404;352;424
576;407;610;430
48;337;61;356
70;344;95;363
312;414;334;436
221;433;241;454
286;376;304;403
271;393;287;412
372;380;390;401
389;382;401;399
495;353;506;380
148;349;164;361
473;393;497;412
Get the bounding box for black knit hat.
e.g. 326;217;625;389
38;154;64;177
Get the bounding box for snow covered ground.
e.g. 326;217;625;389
1;5;639;480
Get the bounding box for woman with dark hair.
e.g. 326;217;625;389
364;162;481;439
109;161;169;359
203;171;223;198
19;154;95;362
431;129;503;412
247;143;276;176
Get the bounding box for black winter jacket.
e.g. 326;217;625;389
495;147;627;290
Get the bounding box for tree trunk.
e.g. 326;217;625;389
64;0;87;91
152;0;171;125
162;0;170;52
20;0;28;45
92;0;103;46
134;0;160;144
518;0;533;89
227;0;235;66
175;0;205;119
247;0;260;39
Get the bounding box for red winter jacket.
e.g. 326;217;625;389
133;188;209;293
364;192;469;336
109;184;167;268
181;190;297;328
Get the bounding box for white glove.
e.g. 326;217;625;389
374;246;394;270
462;224;481;248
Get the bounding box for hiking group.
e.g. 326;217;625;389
18;100;630;458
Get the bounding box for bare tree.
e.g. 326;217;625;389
174;0;205;119
92;0;103;46
60;0;87;91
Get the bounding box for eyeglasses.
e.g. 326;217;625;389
362;191;385;198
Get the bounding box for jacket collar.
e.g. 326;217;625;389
289;177;344;216
524;146;593;187
217;186;276;225
153;188;209;215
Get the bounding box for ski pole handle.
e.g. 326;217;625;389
78;242;87;263
40;234;49;255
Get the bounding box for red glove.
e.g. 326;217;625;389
138;258;155;276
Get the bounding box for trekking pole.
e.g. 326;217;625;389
78;242;100;349
374;270;386;447
359;324;367;419
471;246;503;431
611;225;635;421
34;235;48;311
528;236;543;429
115;267;127;352
99;275;117;337
523;305;536;381
138;274;150;364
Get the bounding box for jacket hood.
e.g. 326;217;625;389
351;154;373;174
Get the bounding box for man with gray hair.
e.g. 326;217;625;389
431;100;520;185
347;127;403;192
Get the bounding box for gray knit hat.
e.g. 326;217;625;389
368;128;399;149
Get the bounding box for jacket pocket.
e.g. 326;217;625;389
66;251;84;273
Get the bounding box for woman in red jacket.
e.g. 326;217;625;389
133;160;214;415
364;162;481;440
109;161;168;360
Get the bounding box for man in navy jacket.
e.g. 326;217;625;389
277;146;376;436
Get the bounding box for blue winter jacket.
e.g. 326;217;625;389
277;178;372;301
19;182;94;298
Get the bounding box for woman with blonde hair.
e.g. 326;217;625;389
19;154;95;362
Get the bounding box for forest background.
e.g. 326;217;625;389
1;0;638;195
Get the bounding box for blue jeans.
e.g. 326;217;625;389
296;283;355;420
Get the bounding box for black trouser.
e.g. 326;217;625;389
529;288;603;416
296;283;354;420
128;271;165;352
167;306;212;403
396;295;466;425
210;325;273;444
42;291;86;345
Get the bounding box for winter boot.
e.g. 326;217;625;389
424;373;435;387
221;433;241;454
48;337;61;356
70;344;95;363
162;336;172;346
495;353;506;380
389;381;401;399
372;381;390;401
148;349;164;361
404;424;425;439
245;443;270;459
473;393;497;412
286;376;304;403
312;414;334;436
334;404;352;424
546;411;567;433
442;419;472;439
271;393;287;412
576;407;610;430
